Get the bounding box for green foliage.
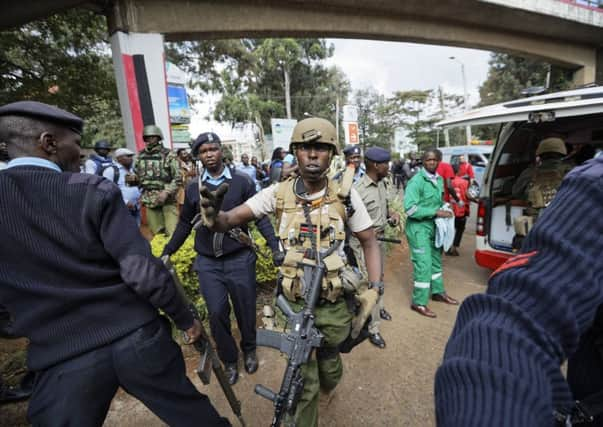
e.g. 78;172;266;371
478;53;572;107
249;225;279;284
150;233;207;317
0;9;125;148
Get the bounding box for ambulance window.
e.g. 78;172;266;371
468;154;486;168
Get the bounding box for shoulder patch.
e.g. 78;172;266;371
490;250;538;279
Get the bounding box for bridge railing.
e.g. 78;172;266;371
559;0;603;11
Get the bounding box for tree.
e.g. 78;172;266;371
0;9;124;147
354;88;396;150
478;53;572;107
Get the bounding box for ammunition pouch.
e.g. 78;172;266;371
513;215;535;237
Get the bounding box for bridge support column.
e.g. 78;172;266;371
110;31;172;152
597;47;603;86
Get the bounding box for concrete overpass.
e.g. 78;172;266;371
3;0;603;149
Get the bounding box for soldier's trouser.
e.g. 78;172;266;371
349;237;385;334
406;222;445;306
288;298;352;427
146;203;178;236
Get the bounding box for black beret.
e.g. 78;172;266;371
191;132;221;156
0;101;84;135
365;147;390;162
342;144;361;156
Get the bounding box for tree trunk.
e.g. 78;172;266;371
284;67;291;119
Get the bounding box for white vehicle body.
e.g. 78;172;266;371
437;86;603;270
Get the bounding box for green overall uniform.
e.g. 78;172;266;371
136;143;182;236
404;168;445;306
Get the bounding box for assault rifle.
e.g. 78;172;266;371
254;257;326;426
161;256;246;427
377;236;402;244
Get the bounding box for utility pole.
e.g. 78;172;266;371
450;56;472;145
335;95;340;147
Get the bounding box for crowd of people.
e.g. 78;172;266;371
1;100;602;427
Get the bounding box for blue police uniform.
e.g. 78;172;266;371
435;155;603;426
164;132;280;382
0;102;229;426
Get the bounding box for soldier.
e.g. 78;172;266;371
197;118;383;426
404;148;458;318
136;125;182;237
0;101;228;426
348;147;399;349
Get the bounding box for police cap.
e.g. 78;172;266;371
191;132;221;157
0;101;84;135
343;144;361;157
365;146;391;163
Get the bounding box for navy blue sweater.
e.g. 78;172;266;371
435;156;603;426
0;166;193;371
164;169;279;258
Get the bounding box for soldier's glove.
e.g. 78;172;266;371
125;173;139;186
368;280;385;296
199;183;229;228
351;288;378;339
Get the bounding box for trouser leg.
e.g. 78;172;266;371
197;256;238;364
407;226;433;306
145;206;164;235
453;216;467;247
223;250;257;355
430;240;445;295
368;242;385;334
162;203;179;237
27;344;119;427
113;317;229;427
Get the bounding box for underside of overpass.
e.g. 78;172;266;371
3;0;603;85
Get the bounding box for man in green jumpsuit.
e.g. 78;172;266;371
197;118;383;426
404;148;458;318
136;125;182;236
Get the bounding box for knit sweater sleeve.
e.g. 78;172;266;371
98;184;194;330
435;165;603;426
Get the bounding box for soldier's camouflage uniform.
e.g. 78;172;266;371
136;142;182;236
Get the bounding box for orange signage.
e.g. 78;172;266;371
348;122;359;144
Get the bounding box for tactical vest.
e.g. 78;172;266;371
137;147;173;190
274;170;363;303
526;167;566;209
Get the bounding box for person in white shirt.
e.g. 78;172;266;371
115;148;141;226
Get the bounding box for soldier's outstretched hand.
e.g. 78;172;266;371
199;183;229;228
351;288;379;339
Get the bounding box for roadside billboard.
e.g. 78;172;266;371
270;118;298;150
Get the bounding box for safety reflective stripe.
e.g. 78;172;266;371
432;272;442;280
406;205;418;217
414;281;430;289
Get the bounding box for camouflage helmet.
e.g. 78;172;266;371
536;137;567;156
142;124;163;140
290;117;338;155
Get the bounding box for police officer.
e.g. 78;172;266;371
84;139;118;182
349;147;399;348
0;101;228;426
435;153;603;427
136;125;182;237
197;118;383;426
162;132;280;385
337;144;365;183
404;148;458;318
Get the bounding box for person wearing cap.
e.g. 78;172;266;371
84;139;118;183
162;131;280;386
404;148;458;318
512;137;572;206
115;147;142;226
194;118;383;426
348;146;400;349
339;144;365;183
136;125;182;237
0;101;229;426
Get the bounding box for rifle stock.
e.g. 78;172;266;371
161;257;246;427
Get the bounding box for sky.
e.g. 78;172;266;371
189;39;493;138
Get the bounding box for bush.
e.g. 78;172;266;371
250;225;279;284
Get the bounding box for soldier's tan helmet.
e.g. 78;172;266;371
142;125;164;140
536;137;567;156
290;117;339;154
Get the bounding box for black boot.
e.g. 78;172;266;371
369;333;386;349
244;351;258;374
224;362;239;385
